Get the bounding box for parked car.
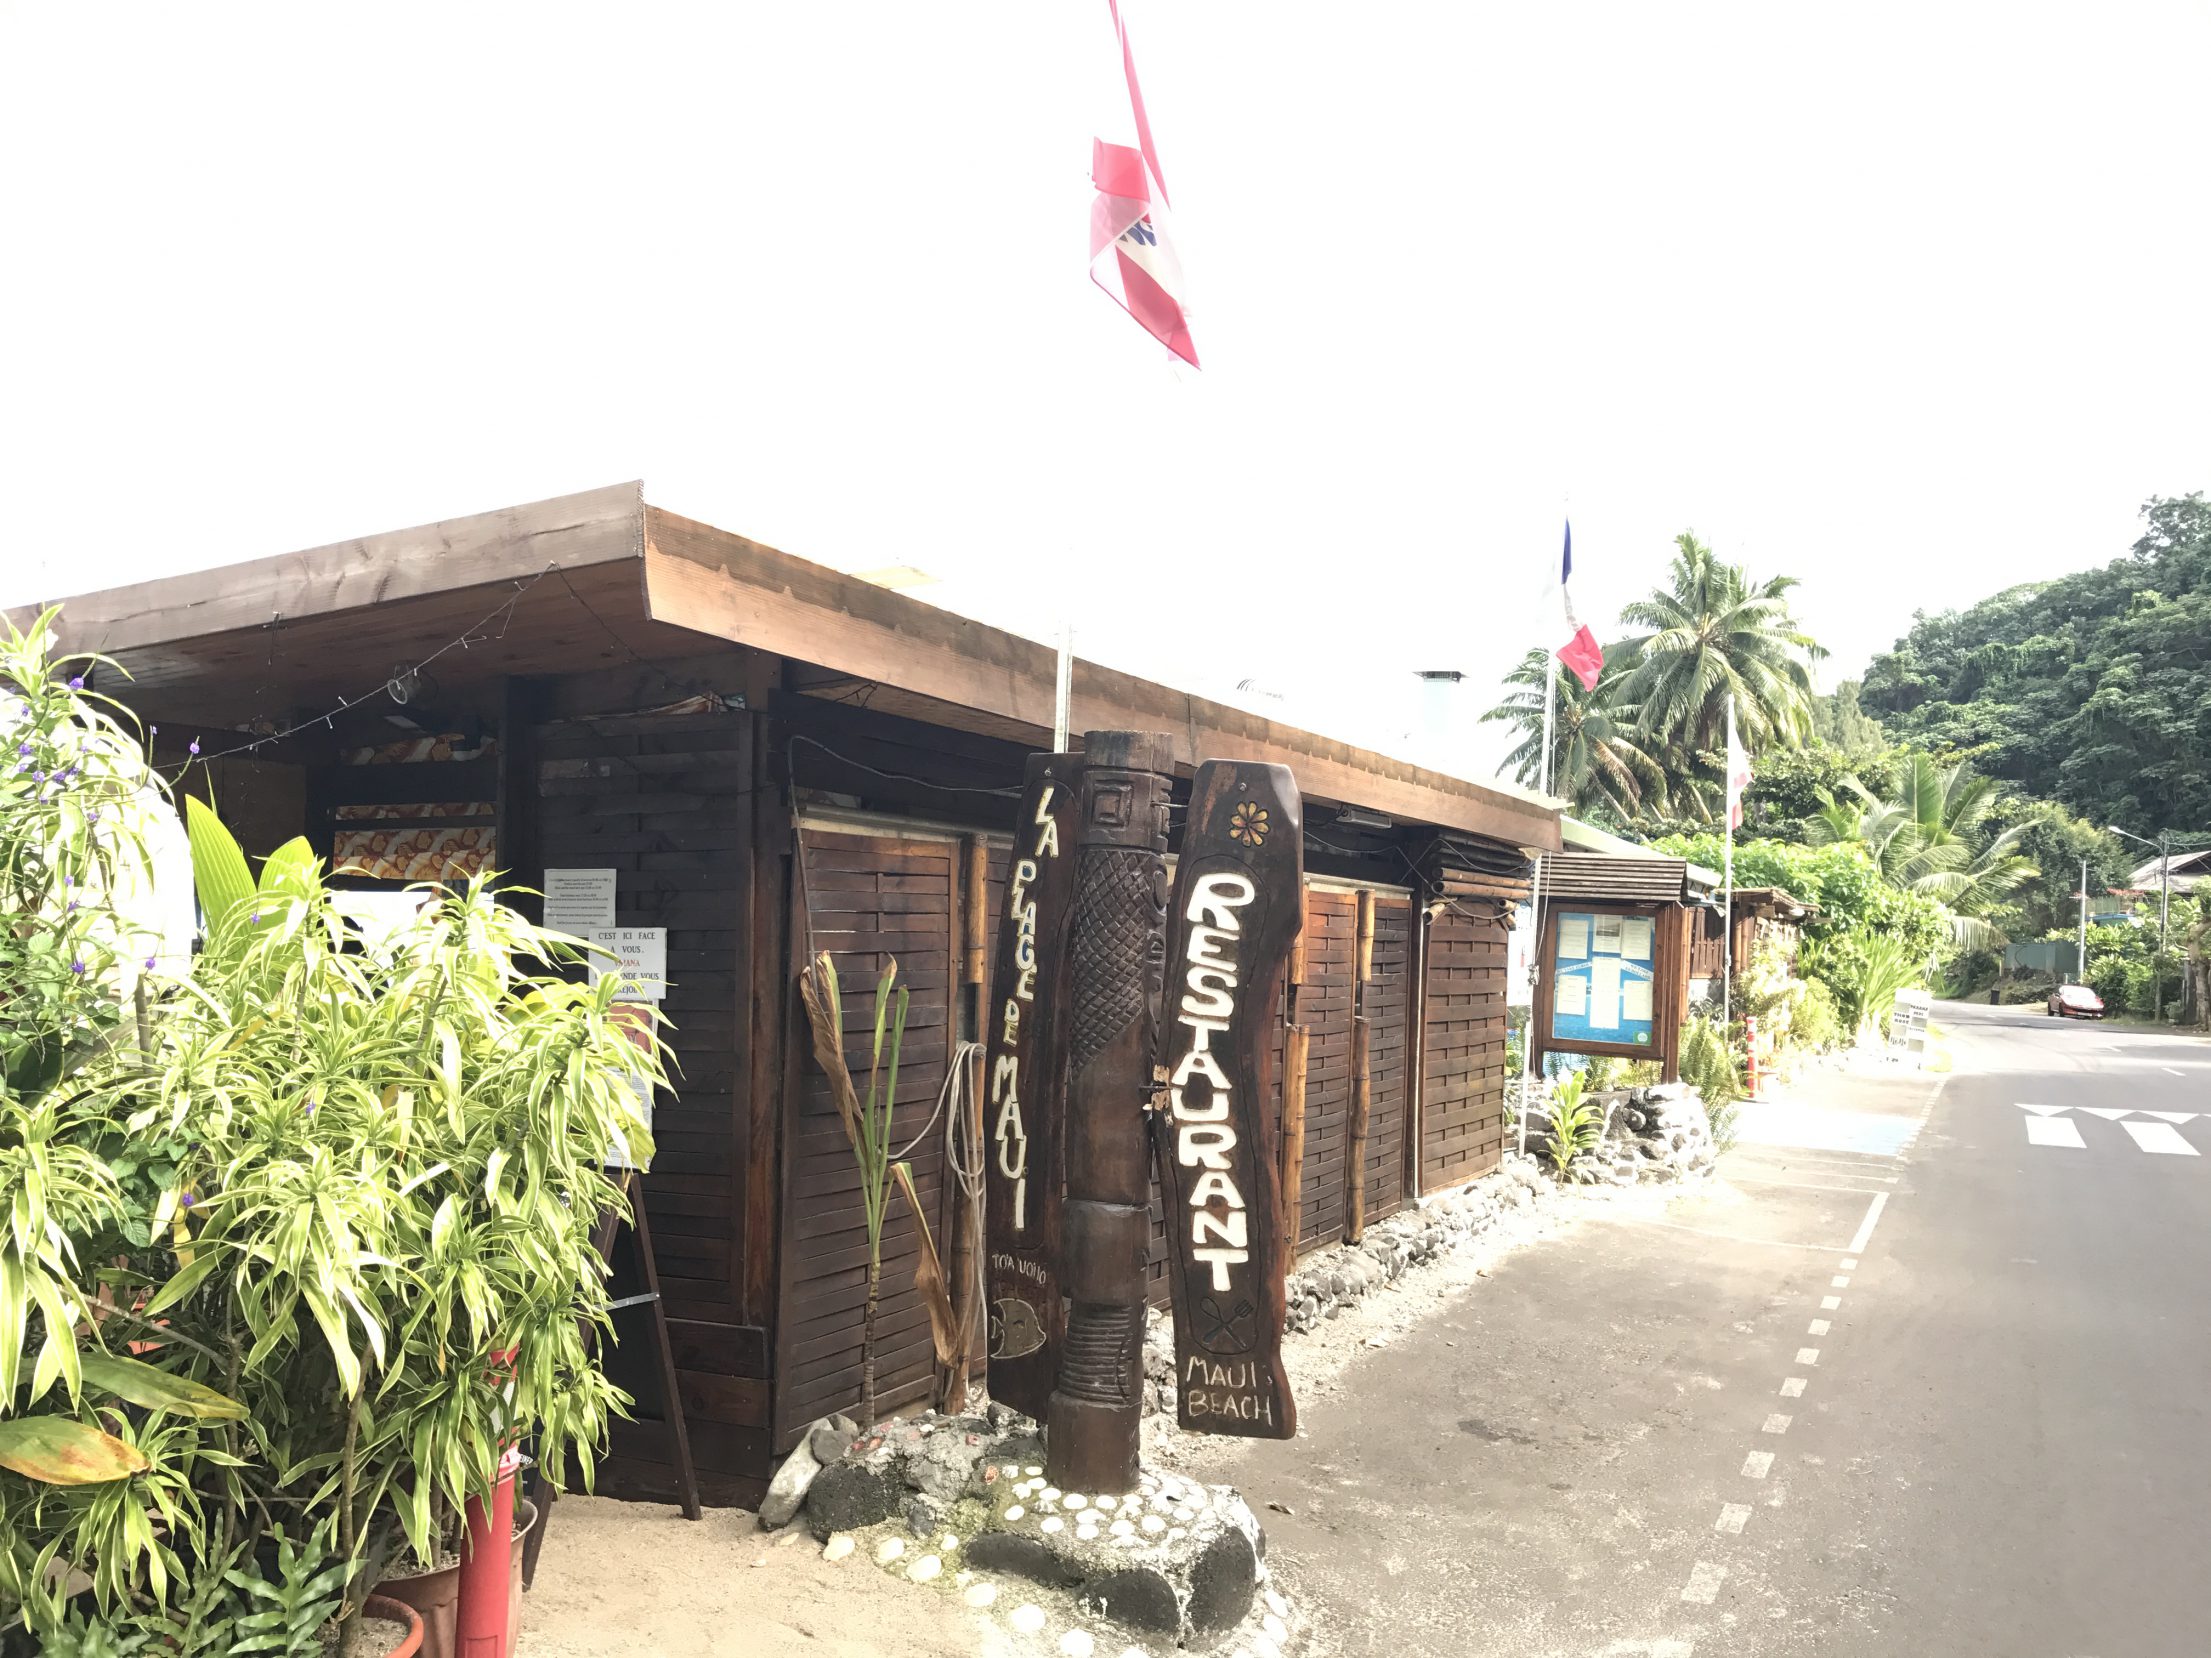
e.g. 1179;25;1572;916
2048;983;2106;1019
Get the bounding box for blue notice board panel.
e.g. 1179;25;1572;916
1549;909;1657;1048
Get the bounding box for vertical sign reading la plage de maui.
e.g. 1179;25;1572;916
981;752;1083;1424
1153;760;1301;1440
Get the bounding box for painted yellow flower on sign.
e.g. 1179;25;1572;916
1229;801;1270;846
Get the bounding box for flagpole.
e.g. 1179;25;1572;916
1518;647;1558;1159
1722;693;1736;1030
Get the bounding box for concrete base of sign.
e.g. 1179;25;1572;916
792;1408;1273;1647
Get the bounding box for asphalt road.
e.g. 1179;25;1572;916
1191;1003;2211;1657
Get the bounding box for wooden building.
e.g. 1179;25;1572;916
16;484;1562;1505
1686;886;1816;991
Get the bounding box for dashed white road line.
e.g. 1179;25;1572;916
1780;1377;1806;1397
1831;1275;1851;1288
2026;1117;2087;1148
1808;1319;1831;1335
1681;1561;1728;1603
1715;1503;1751;1534
1797;1348;1821;1365
1741;1450;1774;1478
1841;1257;1859;1269
1761;1413;1793;1434
1846;1192;1889;1254
1820;1295;1841;1309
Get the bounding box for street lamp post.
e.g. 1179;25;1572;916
2108;825;2174;1014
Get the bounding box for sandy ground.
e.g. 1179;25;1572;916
517;1494;1010;1658
515;1167;1600;1658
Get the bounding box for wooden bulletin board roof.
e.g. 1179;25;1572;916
15;483;1564;852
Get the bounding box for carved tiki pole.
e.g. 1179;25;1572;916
1045;730;1174;1494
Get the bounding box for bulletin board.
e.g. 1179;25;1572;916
1531;900;1688;1081
1549;909;1657;1048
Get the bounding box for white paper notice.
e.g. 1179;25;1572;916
1588;959;1622;1029
1556;972;1589;1018
1593;914;1624;955
1622;973;1654;1024
589;926;668;1002
1619;916;1654;961
1558;915;1591;959
544;868;617;935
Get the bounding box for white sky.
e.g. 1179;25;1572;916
3;2;2206;784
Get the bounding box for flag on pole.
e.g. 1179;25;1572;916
1725;697;1752;829
1555;519;1603;691
1090;1;1199;367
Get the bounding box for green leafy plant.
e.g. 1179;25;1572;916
799;952;911;1428
1806;929;1924;1039
0;613;665;1646
1680;1015;1744;1151
1542;1073;1604;1181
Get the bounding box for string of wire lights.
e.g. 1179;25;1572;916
160;568;557;781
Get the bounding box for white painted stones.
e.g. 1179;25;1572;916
1110;1518;1135;1538
1042;1516;1065;1533
1065;1492;1089;1511
965;1582;998;1608
1025;1465;1043;1477
940;1532;960;1551
1059;1632;1097;1658
909;1554;943;1583
874;1536;906;1565
1041;1487;1061;1504
1010;1604;1047;1635
1004;1504;1026;1522
1141;1515;1166;1534
1094;1494;1117;1512
822;1533;855;1562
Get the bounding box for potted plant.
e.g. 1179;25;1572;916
0;613;662;1653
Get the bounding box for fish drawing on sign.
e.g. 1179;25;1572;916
990;1297;1046;1360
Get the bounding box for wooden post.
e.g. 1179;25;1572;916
936;835;991;1407
1279;897;1310;1270
982;756;1082;1423
1153;760;1302;1440
1346;889;1377;1242
1046;731;1172;1497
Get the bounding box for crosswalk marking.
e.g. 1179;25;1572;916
2015;1104;2208;1156
2120;1120;2200;1157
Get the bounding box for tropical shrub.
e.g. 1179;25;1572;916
1678;1016;1743;1152
0;615;662;1646
1541;1073;1603;1181
1792;979;1843;1052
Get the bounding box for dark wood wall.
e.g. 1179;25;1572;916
532;697;779;1506
776;827;963;1446
1420;900;1512;1190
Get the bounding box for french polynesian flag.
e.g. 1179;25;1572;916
1556;520;1604;691
1090;0;1199;367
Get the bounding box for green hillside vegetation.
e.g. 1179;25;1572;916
1860;494;2211;836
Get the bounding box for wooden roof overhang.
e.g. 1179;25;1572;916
15;483;1563;854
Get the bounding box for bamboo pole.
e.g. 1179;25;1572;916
1346;890;1377;1242
1280;899;1310;1271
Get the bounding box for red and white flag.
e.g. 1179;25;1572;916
1090;1;1199;367
1725;697;1752;829
1555;519;1603;691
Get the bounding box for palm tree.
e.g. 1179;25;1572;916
1483;650;1670;820
1613;533;1825;755
1811;753;2037;945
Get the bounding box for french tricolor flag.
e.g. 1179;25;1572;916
1556;520;1604;691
